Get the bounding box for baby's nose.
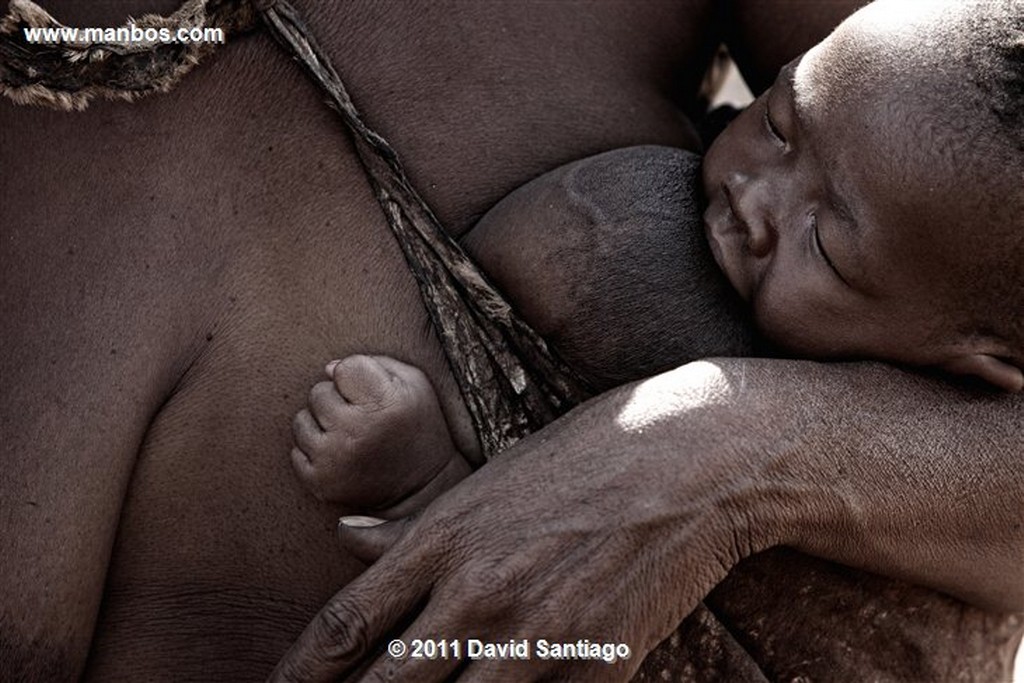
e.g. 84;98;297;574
724;173;776;258
745;217;774;257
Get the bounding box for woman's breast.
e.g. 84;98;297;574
80;195;458;680
67;8;714;674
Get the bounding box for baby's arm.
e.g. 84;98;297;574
290;355;471;517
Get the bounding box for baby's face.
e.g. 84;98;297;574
702;4;990;367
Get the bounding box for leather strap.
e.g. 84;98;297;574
259;0;592;462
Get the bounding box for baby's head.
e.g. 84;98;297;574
463;146;754;393
703;0;1024;390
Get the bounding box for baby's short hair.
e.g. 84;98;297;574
846;0;1024;359
956;0;1022;153
931;0;1023;357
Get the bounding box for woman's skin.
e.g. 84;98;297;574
280;360;1023;682
272;2;1024;681
1;1;719;679
9;1;1019;682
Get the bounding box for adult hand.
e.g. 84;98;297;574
271;361;775;682
270;359;1024;682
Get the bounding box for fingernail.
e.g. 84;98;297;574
339;515;387;528
325;359;342;376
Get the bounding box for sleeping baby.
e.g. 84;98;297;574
289;0;1023;517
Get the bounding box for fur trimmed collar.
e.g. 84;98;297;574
0;0;258;110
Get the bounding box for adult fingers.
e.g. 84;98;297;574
355;635;463;682
338;515;413;563
354;596;471;683
268;541;434;683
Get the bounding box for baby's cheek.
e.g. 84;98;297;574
753;293;836;357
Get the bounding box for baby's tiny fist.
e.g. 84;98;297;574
326;355;402;411
290;355;462;512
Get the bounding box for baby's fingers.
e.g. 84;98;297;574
328;355;400;409
307;380;348;431
291;408;324;455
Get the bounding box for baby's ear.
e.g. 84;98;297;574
939;354;1024;392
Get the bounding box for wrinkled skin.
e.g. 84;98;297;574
274;360;1023;682
6;1;1021;682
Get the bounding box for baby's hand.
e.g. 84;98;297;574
290;355;469;515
